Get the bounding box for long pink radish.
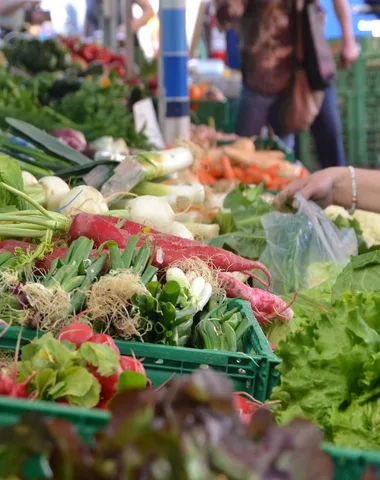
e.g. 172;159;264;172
69;214;272;286
218;272;294;324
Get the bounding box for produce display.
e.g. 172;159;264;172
60;36;127;78
0;328;149;407
1;33;380;479
3;37;72;74
190;125;307;190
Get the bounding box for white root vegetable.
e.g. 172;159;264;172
39;176;70;211
182;222;220;240
166;267;191;291
170;222;194;240
22;171;38;187
127;195;175;233
58;185;109;216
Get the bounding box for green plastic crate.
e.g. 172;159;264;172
299;43;380;169
0;396;110;478
0;300;279;402
324;444;380;480
191;99;231;132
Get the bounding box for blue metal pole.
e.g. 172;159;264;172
159;0;190;144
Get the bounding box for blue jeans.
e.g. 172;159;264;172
236;84;346;168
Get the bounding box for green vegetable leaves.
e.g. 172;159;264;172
79;343;119;377
17;332;119;408
272;292;380;450
208;184;272;261
332;250;380;300
0;155;30;210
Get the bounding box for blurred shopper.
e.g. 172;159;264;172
0;0;40;30
84;0;154;37
216;0;359;169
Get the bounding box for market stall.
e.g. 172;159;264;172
0;3;379;480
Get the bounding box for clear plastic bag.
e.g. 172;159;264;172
259;193;358;295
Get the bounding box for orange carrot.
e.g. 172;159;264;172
232;167;245;182
221;155;235;180
197;169;217;185
209;163;224;178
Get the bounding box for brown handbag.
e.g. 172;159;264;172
279;0;325;134
303;0;336;90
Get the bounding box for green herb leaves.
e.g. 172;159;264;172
18;333;119;408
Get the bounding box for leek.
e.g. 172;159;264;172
131;181;205;208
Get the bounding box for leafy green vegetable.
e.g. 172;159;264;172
16;332;119;408
0;156;30;210
79;343;119;377
272;292;380;450
208;184;272;260
332;250;380;300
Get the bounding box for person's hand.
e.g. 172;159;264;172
340;40;360;69
273;168;343;211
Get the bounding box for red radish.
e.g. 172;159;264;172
96;399;109;410
0;370;38;399
218;272;295;324
119;355;146;375
89;366;119;399
234;393;260;425
119;356;152;387
0;375;14;395
69;214;272;286
89;334;120;355
58;322;94;349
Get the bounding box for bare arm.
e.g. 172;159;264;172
274;167;380;214
332;0;359;67
333;168;380;213
132;0;154;32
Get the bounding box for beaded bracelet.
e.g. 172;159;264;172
348;166;357;215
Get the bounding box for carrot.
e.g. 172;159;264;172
262;166;280;177
197;169;217;185
218;272;295;324
232;167;245;182
69;214;273;286
221;155;235;180
200;156;213;168
209;163;223;178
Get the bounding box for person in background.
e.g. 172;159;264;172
84;0;154;37
274;166;380;214
0;0;40;30
215;0;359;169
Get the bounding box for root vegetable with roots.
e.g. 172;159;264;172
20;282;73;332
87;271;146;339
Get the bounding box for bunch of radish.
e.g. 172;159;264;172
0;322;151;408
58;322;151;409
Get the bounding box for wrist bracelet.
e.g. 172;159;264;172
348;166;357;215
